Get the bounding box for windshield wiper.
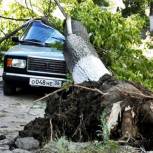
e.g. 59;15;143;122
21;39;45;46
24;39;42;43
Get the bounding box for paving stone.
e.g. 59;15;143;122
0;139;12;145
12;148;31;153
0;145;9;150
0;150;12;153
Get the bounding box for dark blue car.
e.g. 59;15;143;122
3;20;67;95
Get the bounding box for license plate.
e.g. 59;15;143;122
29;78;62;87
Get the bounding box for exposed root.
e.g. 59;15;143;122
20;75;153;150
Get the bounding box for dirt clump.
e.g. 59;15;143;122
19;118;50;145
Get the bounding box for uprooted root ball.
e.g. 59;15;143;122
20;75;153;150
45;75;153;148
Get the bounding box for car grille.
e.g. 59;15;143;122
27;57;66;75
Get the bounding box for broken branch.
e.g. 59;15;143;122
0;15;29;21
34;84;107;103
33;88;65;103
53;0;67;18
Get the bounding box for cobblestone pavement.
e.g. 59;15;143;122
0;81;46;141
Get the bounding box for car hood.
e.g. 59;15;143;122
5;44;65;60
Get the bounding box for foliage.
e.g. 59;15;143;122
100;111;110;143
0;0;58;51
122;0;147;16
97;110;110;143
48;16;63;33
61;0;78;4
0;2;38;51
70;0;153;90
40;137;120;153
111;48;153;89
81;141;119;153
62;73;74;90
71;1;144;50
92;0;109;6
37;0;56;17
122;0;150;17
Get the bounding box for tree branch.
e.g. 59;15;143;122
0;15;29;21
25;0;34;17
33;84;108;103
0;28;6;36
53;0;67;18
0;20;31;43
29;0;34;14
47;0;52;16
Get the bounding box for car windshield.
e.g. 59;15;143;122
21;20;65;46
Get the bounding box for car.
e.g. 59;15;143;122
2;19;67;95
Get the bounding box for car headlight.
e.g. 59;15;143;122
6;58;26;68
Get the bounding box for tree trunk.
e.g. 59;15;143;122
64;19;111;83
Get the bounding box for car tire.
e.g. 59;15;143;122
3;82;16;96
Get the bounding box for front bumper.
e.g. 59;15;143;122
3;72;67;88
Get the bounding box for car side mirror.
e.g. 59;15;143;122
12;36;19;43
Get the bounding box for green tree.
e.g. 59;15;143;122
71;0;153;90
122;0;150;17
0;2;38;51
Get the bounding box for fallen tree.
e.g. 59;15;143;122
17;1;153;151
19;74;153;150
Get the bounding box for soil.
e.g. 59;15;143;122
19;117;51;145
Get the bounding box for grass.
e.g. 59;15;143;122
38;110;140;153
39;137;140;153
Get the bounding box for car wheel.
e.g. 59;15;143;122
3;82;16;96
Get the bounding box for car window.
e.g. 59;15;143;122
21;21;65;45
